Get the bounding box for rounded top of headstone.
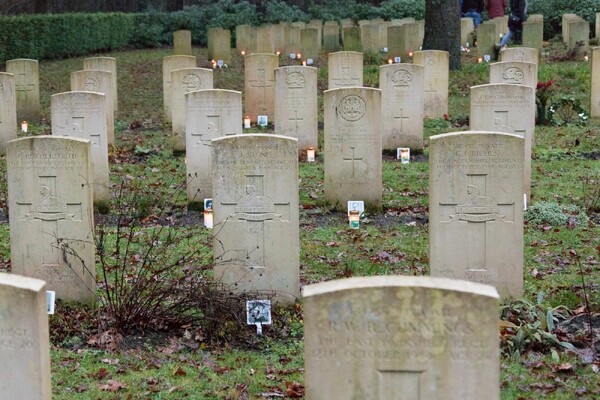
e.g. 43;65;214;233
0;273;46;292
7;135;92;147
329;51;363;58
303;276;499;299
212;133;298;145
6;58;38;64
84;56;116;62
323;86;382;95
51;91;106;99
429;131;526;142
243;53;280;60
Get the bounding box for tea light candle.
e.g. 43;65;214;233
408;51;413;57
478;57;483;63
203;209;214;229
348;210;360;229
244;116;251;129
306;147;315;162
276;51;281;56
302;60;307;66
241;50;246;56
388;59;393;64
296;53;302;59
21;121;28;132
584;54;589;62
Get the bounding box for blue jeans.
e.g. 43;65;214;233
465;11;482;28
499;30;512;47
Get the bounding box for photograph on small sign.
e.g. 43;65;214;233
246;300;272;325
257;115;268;127
347;200;365;216
204;198;213;210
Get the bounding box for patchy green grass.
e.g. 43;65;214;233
0;41;598;399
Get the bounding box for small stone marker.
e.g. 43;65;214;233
71;69;115;145
0;273;52;400
429;131;524;299
591;47;600;117
83;56;118;111
162;55;197;123
244;54;278;123
379;63;424;150
304;276;500;400
274;66;318;155
413;50;449;118
51;91;110;207
301;28;320;61
173;30;192;55
235;24;257;54
328;51;363;89
523;16;544;50
0;72;17;154
342;27;361;51
489;61;537;88
170;67;213;153
324;87;382;211
470;83;535;200
208;27;232;64
212;134;299;304
6;58;41;123
476;21;496;59
7;136;96;304
185;89;242;208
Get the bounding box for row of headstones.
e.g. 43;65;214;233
1;272;501;399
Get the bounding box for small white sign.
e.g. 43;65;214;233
257;115;268;127
347;200;365;216
290;53;296;59
523;193;527;211
383;47;388;53
397;147;410;163
204;198;213;210
484;54;491;62
247;299;272;335
394;56;401;63
217;60;224;68
47;291;55;315
307;58;314;65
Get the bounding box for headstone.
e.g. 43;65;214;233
162;55;197;123
523;16;544;50
83;57;118;111
186;89;242;208
284;25;302;56
51;91;110;206
429;131;524;299
0;274;51;400
492;17;507;41
476;21;496;59
360;23;380;53
328;51;363;89
592;47;600;117
70;69;115;145
340;19;354;42
244;53;278;123
562;14;579;45
301;28;320;61
413;50;449;118
0;72;17;155
379;63;424;150
270;24;285;54
323;21;341;52
173;30;192;55
7;136;95;303
388;23;420;62
470;84;534;201
207;27;231;64
274;66;318;155
500;47;539;64
597;13;600;39
568;19;590;61
170;67;213;153
256;25;275;53
324;87;382;211
5;59;41;123
212;134;299;304
343;27;362;51
489;61;537;88
307;20;323;49
461;17;475;46
235;24;257;53
304;276;500;400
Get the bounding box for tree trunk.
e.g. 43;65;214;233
423;0;461;70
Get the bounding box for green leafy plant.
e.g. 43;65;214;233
548;96;589;126
535;80;555;125
526;201;589;227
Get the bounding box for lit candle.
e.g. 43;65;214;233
408;51;413;57
399;148;410;164
21;121;28;132
276;51;281;56
296;53;302;59
388;59;393;64
244;116;251;129
584;54;589;62
348;210;360;229
478;57;483;63
306;147;315;162
203;209;214;229
241;50;246;56
302;60;307;66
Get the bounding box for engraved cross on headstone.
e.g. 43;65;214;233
15;72;34;92
343;146;363;179
289;110;304;135
249;67;274;112
378;369;425;400
394;108;409;132
424;81;437;103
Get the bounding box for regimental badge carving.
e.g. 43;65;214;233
391;69;413;87
182;74;201;92
451;185;504;223
514;50;526;61
84;77;99;91
502;67;524;83
338;95;366;122
0;81;4;93
286;72;305;89
425;53;435;66
233;185;281;222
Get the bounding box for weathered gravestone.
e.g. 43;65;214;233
83;56;118;111
500;47;539;65
244;54;278;123
387;23;420;62
461;17;475;46
328;51;363;89
162;55;197;123
207;27;232;64
361;23;382;53
592;47;600;117
6;58;41;123
71;69;115;145
304;276;500;400
0;274;51;400
523;15;544;50
212;134;299;304
283;25;302;56
470;83;535;201
476;21;497;59
274;66;318;155
51;91;110;207
562;14;579;45
568;19;590;61
343;27;362;51
324;87;382;211
171;67;213;153
307;20;323;50
7;136;95;304
235;24;257;54
256;25;275;53
413;50;448;118
489;61;537;88
301;28;320;61
323;21;341;52
173;30;192;55
379;63;424;150
185;89;242;208
270;24;285;55
429;131;524;299
0;72;17;155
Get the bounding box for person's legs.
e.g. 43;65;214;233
499;29;513;47
465;11;482;28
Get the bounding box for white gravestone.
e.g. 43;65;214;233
489;61;537;89
244;54;278;124
413;50;449;118
83;57;118;111
328;51;363;89
0;72;17;155
162;55;197;123
6;58;41;123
